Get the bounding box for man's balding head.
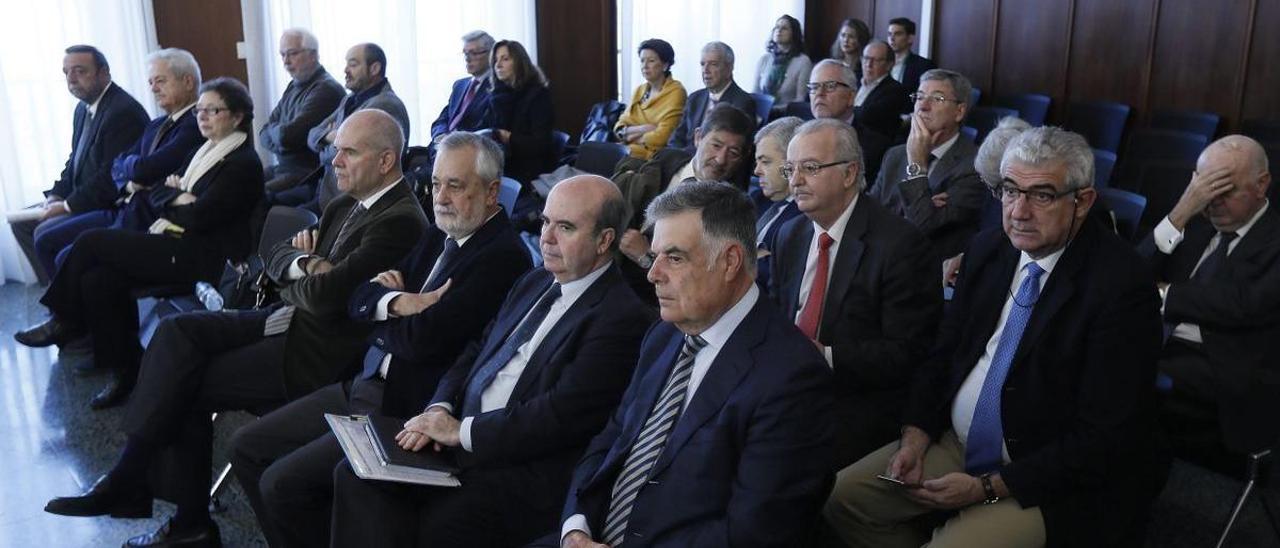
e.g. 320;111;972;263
1198;135;1272;232
540;175;627;282
332;109;405;199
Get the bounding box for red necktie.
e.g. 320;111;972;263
796;232;834;340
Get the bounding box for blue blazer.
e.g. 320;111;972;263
348;210;531;417
111;108;203;192
51;83;148;212
755;199;801;292
561;296;834;546
667;81;757;152
430;76;493;139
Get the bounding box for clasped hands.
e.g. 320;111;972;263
882;426;989;510
396;407;461;452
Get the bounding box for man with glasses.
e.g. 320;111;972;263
823;126;1166;548
808;59;892;182
260;28;345;192
770;118;940;468
429;30;495;145
853;40;909;142
872;68;983;266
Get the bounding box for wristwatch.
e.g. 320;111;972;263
906;162;926;179
979;472;1000;505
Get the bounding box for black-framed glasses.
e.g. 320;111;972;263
909;92;964;105
781;160;853;179
193;106;228;117
806;81;852;94
993;182;1077;207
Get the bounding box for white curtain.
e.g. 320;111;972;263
0;0;157;283
617;0;805;102
242;0;538;149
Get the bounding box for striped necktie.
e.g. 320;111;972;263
602;334;709;545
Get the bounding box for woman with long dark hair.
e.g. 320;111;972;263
754;15;812;114
830;18;871;82
484;39;554;225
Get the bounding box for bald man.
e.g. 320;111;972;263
330;175;655;548
1141;134;1280;460
44;110;428;547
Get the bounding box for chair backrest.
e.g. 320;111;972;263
1092;148;1117;189
575;141;629;177
1150;109;1219;140
1136;161;1195;232
993;93;1051;126
960;125;978;143
750;93;775;126
499;177;521;214
259;205;319;257
969;106;1020;143
1099;187;1147;241
552;130;571;154
1065;100;1131;152
969;87;982;109
1241;119;1280;143
785;101;816;121
1114;129;1208;189
580;100;626;143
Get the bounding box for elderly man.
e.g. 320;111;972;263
853;40;909;141
808;59;891;183
43;110;427;547
430;30;495;143
752;116;805;290
329;175;654;547
230;131;532;548
887;17;937;104
824;127;1166;548
771;119;939;467
1141;135;1280;466
873;69;983;265
260;28;345;191
557;181;833;547
11;45;147;284
667;41;757;152
270;42;411;211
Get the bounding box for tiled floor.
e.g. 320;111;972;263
0;281;1275;547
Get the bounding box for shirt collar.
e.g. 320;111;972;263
170;102;196;121
707;81;732;101
862;74;888;90
931;132;961;161
1016;245;1066;280
692;284;759;348
557;261;613;302
358;177;401;210
812;192;859;242
1231;200;1269;239
452;208;502;248
86;81;112;115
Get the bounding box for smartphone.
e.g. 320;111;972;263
876;474;919;488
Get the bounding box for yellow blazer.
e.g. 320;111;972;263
616;78;687;160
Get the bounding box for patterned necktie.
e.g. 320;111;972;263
149;116;177;154
965;261;1046;474
1191;232;1237;283
460;283;562;417
796;232;834;340
603;334;709;546
327;203;368;260
72;110;95;180
360;238;461;379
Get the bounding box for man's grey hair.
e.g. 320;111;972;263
793;118;866;191
1001;126;1095;191
439;131;504;183
755;116;805;147
865;39;894;63
461;30;495;51
281;28;319;51
975;116;1032;185
702;41;735;67
148;48;201;86
644;181;757;276
919;69;972;120
811;58;857;88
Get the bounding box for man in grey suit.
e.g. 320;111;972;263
872;69;983;264
668;42;757;152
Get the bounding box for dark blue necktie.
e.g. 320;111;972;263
72;111;95;182
360;238;460;379
965;261;1045;474
1191;232;1237;283
461;283;562;416
756;201;785;245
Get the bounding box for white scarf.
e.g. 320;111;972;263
180;130;246;192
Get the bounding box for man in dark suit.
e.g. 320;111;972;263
887;17;937;110
558;181;833;547
824;127;1166;548
873;69;983;265
42;110;428;548
752;116;805;291
11;45;147;284
771;119;940;468
429;30;495;144
809;59;891;184
853;40;909;143
228;131;531;548
259;28;345;192
667;41;757;152
328;175;653;547
1140;135;1280;463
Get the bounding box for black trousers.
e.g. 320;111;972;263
1159;339;1239;472
40;227;221;379
229;378;384;548
123;308;290;512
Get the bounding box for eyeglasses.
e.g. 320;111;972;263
860;55;889;64
193;106;228;117
993;183;1077;207
279;48;313;59
909;92;964;105
806;81;852;94
462;48;490;59
781;160;853;179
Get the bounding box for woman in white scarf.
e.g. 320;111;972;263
15;77;265;410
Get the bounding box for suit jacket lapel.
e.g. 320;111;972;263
1011;225;1090;365
1221;207;1280;271
326;180;410;256
780;220;814;318
821;200;869;339
593;331;684;483
509;267;619;402
928;139;971;192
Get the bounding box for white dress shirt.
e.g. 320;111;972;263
561;284;759;543
63;81;115;214
1154;201;1269;343
286;177;402;280
854;74;887;107
891;57;906;84
950;248;1065;463
794;195;858;366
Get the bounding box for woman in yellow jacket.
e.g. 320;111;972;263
615;38;686;160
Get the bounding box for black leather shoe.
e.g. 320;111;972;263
44;474;151;518
14;318;82;348
124;518;221;548
90;372;135;410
